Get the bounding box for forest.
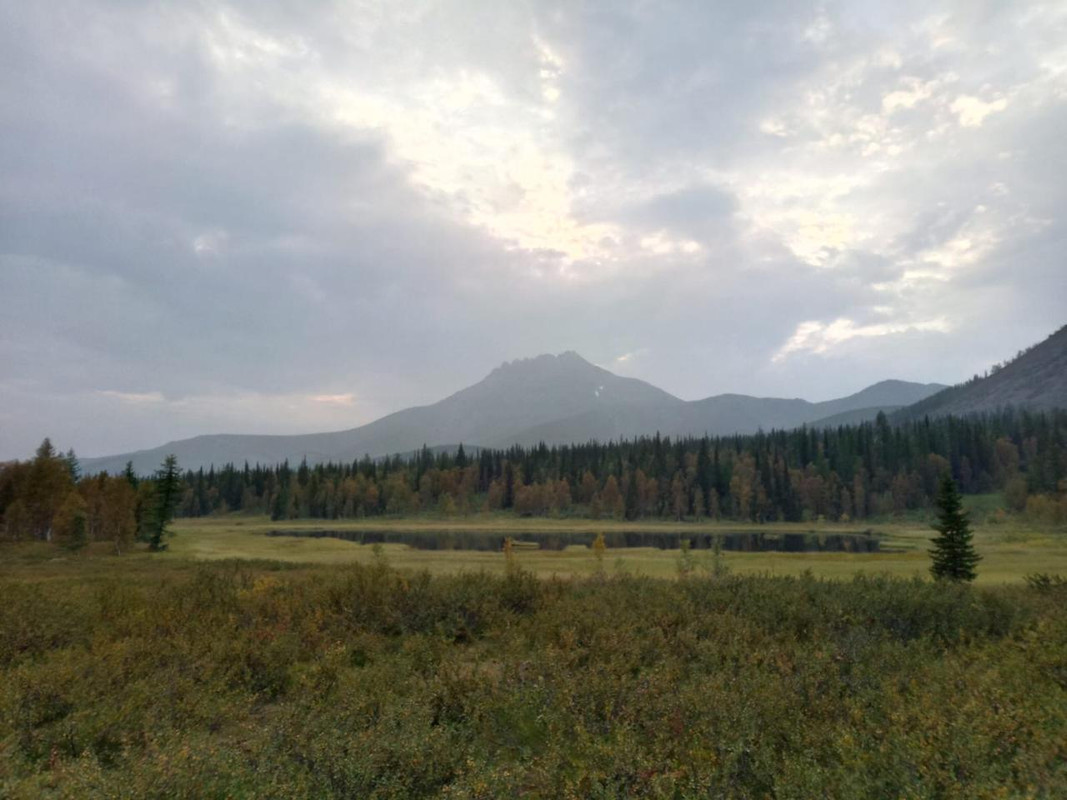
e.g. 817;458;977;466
2;410;1066;550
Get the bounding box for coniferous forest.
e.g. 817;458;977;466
5;410;1065;550
159;409;1067;524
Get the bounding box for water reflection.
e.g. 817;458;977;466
268;529;882;553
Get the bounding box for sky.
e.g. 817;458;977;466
1;0;1065;459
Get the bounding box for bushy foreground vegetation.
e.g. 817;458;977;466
1;555;1064;798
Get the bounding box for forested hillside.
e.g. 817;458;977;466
897;324;1067;421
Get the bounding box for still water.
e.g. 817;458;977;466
268;528;882;552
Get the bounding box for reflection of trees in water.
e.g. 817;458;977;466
268;529;881;553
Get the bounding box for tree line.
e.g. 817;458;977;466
195;409;1066;523
0;440;180;551
2;409;1065;545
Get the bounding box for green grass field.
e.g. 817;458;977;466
2;506;1065;796
154;510;1067;584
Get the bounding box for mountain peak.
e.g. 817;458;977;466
82;326;1067;475
486;351;597;379
557;350;588;363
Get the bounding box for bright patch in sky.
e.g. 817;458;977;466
950;95;1009;127
774;318;952;362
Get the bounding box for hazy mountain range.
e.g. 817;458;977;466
82;353;946;474
80;325;1067;474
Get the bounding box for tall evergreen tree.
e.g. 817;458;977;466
271;481;290;522
148;455;181;551
929;473;980;582
503;462;515;509
624;471;640;520
695;438;712;512
64;448;81;481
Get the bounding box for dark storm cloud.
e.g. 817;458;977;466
0;0;1064;457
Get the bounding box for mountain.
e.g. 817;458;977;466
803;380;962;428
493;380;940;448
895;325;1067;422
81;354;945;474
807;407;904;428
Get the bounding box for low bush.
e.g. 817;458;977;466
0;556;1064;797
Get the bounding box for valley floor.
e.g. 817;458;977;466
161;513;1067;583
2;515;1066;796
1;548;1065;797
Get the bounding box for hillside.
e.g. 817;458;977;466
895;325;1067;421
500;380;946;447
808;406;903;428
81;354;944;474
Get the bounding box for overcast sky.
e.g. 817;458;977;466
1;1;1065;459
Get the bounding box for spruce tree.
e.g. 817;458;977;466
624;471;640;520
36;437;56;460
503;462;515;509
148;454;181;551
695;438;711;513
929;473;980;582
65;448;81;481
271;482;290;521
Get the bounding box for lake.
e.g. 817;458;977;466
267;528;883;553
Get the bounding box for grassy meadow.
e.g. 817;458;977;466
2;508;1065;797
160;507;1067;584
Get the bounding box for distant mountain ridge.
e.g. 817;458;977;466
894;324;1067;422
494;378;946;449
81;353;946;474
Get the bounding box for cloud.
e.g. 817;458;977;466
312;394;356;407
951;95;1009;127
613;348;649;366
96;391;166;405
882;77;939;113
1;0;1065;458
773;318;952;362
759;119;792;137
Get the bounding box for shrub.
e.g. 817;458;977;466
0;557;1063;797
